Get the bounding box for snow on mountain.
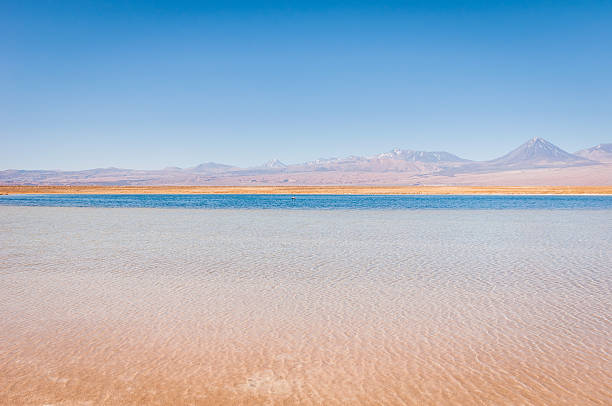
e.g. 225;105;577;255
575;143;612;162
376;148;468;163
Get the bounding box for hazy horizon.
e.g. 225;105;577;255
2;1;612;170
1;136;608;172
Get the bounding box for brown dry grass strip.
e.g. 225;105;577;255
2;185;612;195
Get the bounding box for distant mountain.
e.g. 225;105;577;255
487;137;587;168
1;138;609;186
299;155;367;169
575;144;612;162
190;162;238;173
284;148;467;173
376;148;468;163
259;159;288;169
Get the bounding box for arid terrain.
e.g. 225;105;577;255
2;185;612;195
2;138;611;187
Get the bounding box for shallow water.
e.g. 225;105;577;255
0;206;611;405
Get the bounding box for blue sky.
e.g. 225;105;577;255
2;1;611;170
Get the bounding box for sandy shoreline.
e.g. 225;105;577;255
1;185;612;195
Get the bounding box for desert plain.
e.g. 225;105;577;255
1;185;612;195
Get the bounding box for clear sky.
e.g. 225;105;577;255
2;1;611;170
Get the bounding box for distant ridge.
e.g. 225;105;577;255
259;159;288;169
190;162;238;173
487;137;587;168
575;143;612;163
1;138;610;186
376;148;468;163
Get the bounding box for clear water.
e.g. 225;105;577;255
1;193;611;210
0;204;611;405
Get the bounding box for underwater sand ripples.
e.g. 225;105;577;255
0;207;611;405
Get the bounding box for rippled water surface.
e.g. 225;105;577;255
2;193;612;210
1;205;611;405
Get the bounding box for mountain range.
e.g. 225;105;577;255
2;138;611;186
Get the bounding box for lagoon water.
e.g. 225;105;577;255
0;196;611;405
1;193;612;210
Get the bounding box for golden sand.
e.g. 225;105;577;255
1;185;612;195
